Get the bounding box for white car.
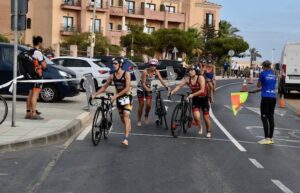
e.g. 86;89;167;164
51;56;110;91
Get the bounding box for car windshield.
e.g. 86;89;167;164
93;60;106;67
45;56;55;65
126;59;137;67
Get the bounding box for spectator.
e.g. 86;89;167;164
222;61;229;78
25;36;47;120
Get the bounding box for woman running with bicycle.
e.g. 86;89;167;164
137;58;169;127
92;58;132;146
169;65;212;138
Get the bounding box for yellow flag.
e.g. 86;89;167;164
231;92;248;116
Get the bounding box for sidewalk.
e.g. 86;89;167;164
0;94;91;152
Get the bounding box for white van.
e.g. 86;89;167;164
279;43;300;94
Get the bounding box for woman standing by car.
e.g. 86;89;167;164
137;59;169;127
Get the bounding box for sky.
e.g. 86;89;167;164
212;0;300;63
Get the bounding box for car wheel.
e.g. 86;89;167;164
40;84;58;102
80;79;86;92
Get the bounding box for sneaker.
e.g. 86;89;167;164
137;122;142;127
36;110;42;115
25;114;31;119
198;127;203;135
145;117;149;124
121;139;128;147
206;131;212;138
269;139;274;144
31;115;44;120
258;138;270;145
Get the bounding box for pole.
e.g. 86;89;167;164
131;34;133;59
90;0;96;58
12;0;18;127
271;48;275;65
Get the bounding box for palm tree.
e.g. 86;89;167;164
249;48;262;67
218;20;240;38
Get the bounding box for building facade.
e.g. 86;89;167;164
0;0;221;54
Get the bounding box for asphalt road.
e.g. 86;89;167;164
1;79;300;193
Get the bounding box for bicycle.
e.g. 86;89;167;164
89;92;114;146
153;84;169;130
170;92;193;138
0;94;8;125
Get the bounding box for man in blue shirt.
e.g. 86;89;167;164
250;60;276;145
222;62;229;78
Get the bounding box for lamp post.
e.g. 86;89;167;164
271;48;275;65
90;0;97;58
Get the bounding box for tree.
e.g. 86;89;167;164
0;34;9;43
205;37;249;63
61;32;120;56
201;23;217;42
218;20;240;38
152;28;196;59
120;23;153;60
249;48;262;67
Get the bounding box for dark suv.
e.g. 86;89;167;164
0;43;80;102
138;60;185;80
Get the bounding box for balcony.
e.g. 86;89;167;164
60;25;78;35
61;0;81;10
144;9;164;21
167;12;185;23
86;1;109;12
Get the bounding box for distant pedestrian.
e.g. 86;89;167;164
222;62;229;78
250;60;276;145
25;36;47;120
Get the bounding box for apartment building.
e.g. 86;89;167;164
0;0;221;52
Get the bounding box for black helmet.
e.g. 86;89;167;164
189;65;200;74
112;57;124;66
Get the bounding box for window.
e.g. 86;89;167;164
206;13;214;26
91;0;103;8
64;59;91;67
109;23;113;31
145;3;156;11
126;1;135;14
165;5;175;13
0;46;14;70
62;16;74;31
125;24;131;32
90;19;101;32
146;27;155;33
109;0;113;6
26;18;31;29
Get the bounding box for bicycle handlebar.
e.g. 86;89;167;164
89;92;114;106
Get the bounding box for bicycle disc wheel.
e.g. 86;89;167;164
104;109;112;140
171;104;183;138
92;108;102;146
0;95;8;125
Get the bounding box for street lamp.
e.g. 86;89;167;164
90;0;97;58
271;48;275;65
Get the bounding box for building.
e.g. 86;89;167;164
0;0;221;55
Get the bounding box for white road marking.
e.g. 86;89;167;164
210;110;247;152
271;179;293;193
76;124;92;140
0;173;8;176
110;132;300;149
248;158;264;169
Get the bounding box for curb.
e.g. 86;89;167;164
0;112;91;152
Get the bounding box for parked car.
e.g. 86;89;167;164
278;43;300;95
95;56;137;80
137;60;185;80
0;43;80;102
51;56;110;91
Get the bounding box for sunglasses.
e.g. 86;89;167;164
113;62;119;65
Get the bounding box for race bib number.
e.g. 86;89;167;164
118;96;130;105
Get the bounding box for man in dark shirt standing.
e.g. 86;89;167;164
250;60;277;145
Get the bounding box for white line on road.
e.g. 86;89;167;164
248;158;264;169
76;124;92;140
0;173;8;176
210;110;247;152
271;179;293;193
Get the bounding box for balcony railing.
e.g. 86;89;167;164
61;0;81;10
60;25;78;35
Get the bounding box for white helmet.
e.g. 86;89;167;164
149;58;159;66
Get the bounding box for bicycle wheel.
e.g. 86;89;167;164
155;97;163;126
171;104;183;138
103;108;112;140
160;100;168;130
92;108;102;146
183;102;192;134
0;95;8;125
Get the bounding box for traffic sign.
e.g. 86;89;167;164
11;15;26;31
172;47;179;54
11;0;28;15
228;50;235;57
